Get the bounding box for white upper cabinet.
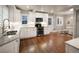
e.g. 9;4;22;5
0;6;2;20
9;6;21;22
0;6;2;34
8;6;14;22
14;8;21;22
3;6;9;20
0;5;9;34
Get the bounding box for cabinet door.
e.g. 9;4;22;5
27;28;36;38
44;27;49;35
0;41;14;53
20;27;36;39
13;39;20;53
28;28;32;37
65;44;79;53
14;9;21;22
20;27;28;39
0;39;19;53
0;6;2;34
9;6;14;22
31;28;36;37
3;6;9;20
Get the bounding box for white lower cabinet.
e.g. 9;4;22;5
20;27;28;38
20;27;36;39
0;39;19;53
44;27;50;35
65;44;79;53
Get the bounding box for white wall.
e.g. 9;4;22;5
64;15;74;34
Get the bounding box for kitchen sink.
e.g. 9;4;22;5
6;31;17;35
3;30;17;36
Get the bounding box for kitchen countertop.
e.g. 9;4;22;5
0;29;20;46
65;38;79;49
0;35;18;46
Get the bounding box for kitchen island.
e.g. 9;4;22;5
65;38;79;53
0;29;20;53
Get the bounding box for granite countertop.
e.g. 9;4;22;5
65;38;79;49
0;29;20;46
0;35;18;46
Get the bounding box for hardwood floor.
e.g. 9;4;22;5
19;32;72;53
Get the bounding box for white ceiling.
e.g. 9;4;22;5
16;5;74;15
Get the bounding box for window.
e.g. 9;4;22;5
57;18;60;24
48;18;52;25
22;16;27;24
57;17;63;26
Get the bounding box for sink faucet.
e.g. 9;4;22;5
2;19;10;34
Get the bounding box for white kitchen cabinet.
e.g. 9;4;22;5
65;44;79;53
3;6;9;20
65;38;79;53
29;28;36;37
9;6;21;22
14;8;21;22
0;39;20;53
0;6;2;34
20;27;28;38
20;27;36;39
13;39;20;53
44;27;50;35
0;5;9;34
0;6;2;19
8;6;14;22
